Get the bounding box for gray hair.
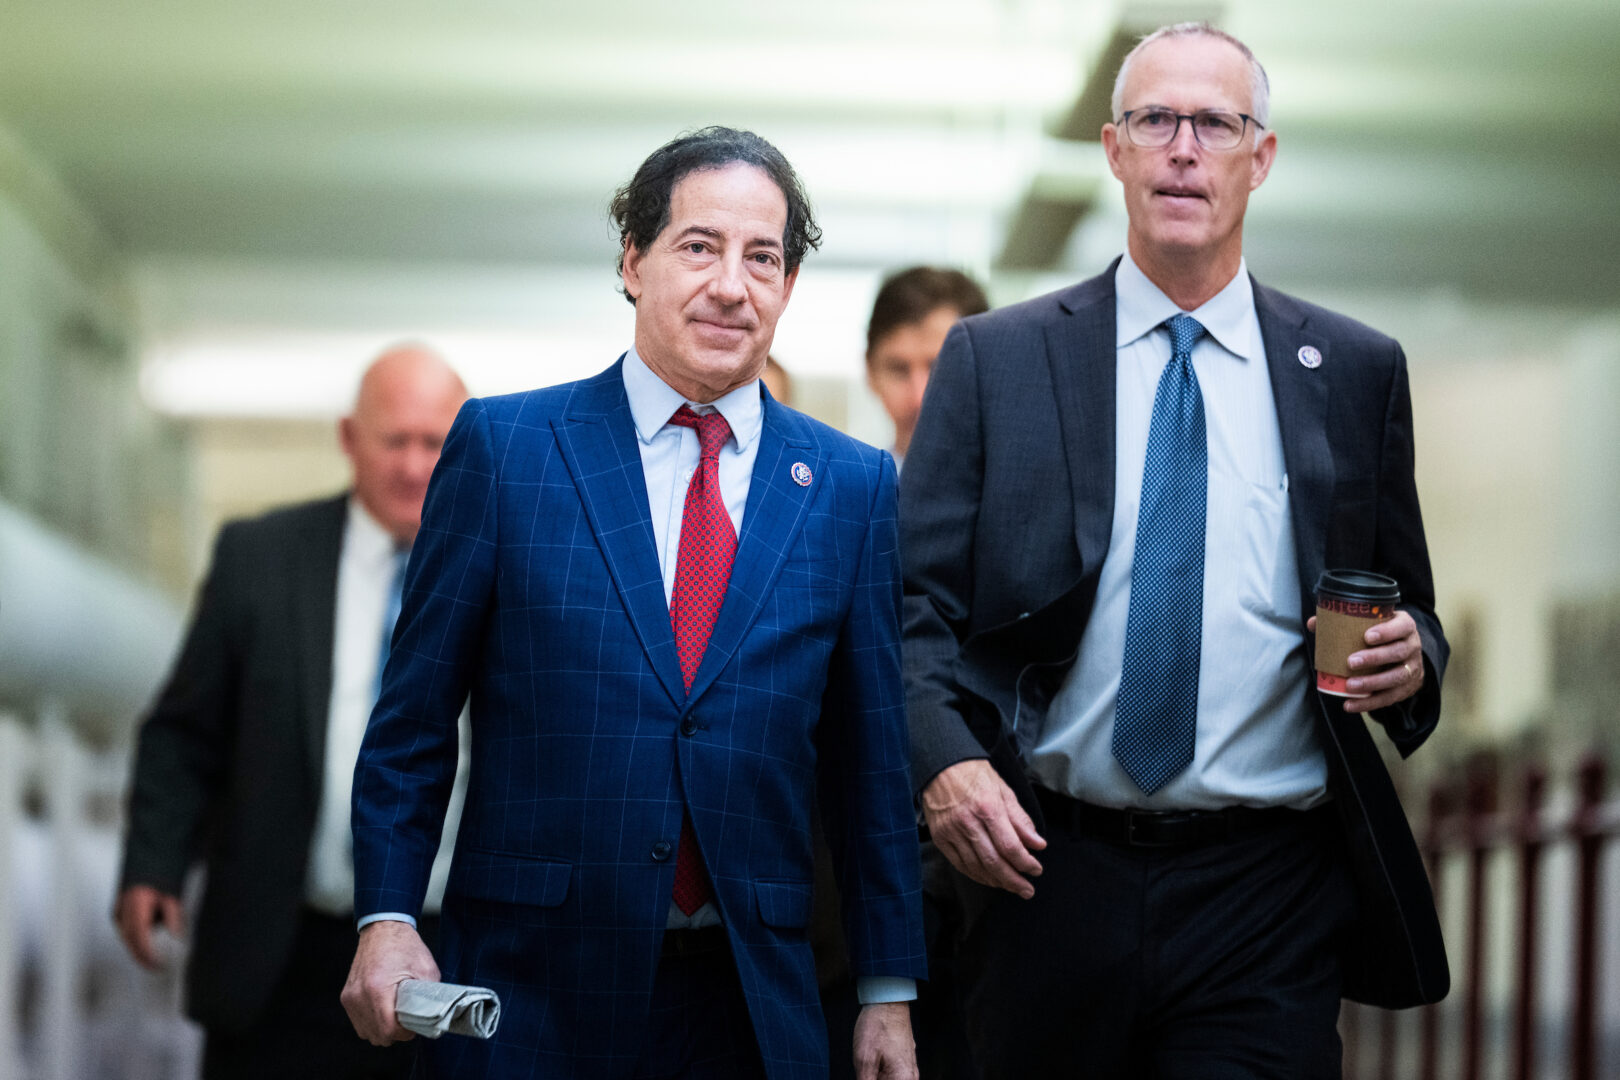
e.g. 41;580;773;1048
1111;22;1271;129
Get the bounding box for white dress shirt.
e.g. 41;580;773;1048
307;499;469;915
623;347;913;1005
1027;254;1328;810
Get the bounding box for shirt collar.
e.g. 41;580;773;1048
1114;250;1258;361
623;345;763;452
345;496;404;565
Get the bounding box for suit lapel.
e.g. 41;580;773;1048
298;496;346;783
1255;280;1333;610
1046;265;1120;577
552;366;687;707
683;396;822;708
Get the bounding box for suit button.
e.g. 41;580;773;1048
680;718;698;737
651;841;672;861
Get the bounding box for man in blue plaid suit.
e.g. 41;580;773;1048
342;128;927;1079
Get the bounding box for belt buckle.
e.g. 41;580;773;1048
1124;808;1225;847
1124;809;1176;847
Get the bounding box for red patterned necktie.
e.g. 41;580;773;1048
666;405;735;914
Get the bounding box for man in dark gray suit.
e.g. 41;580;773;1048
902;22;1448;1078
115;345;468;1079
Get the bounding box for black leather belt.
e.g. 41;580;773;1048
1034;785;1319;848
661;925;727;957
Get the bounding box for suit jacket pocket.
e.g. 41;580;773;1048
755;878;814;929
454;848;572;907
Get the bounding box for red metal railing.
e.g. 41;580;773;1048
1570;756;1608;1080
1343;751;1618;1079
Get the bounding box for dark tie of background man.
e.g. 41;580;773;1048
374;547;409;705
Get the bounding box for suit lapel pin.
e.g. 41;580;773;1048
1297;345;1322;369
790;462;813;487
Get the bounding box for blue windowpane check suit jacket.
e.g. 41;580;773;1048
351;359;927;1079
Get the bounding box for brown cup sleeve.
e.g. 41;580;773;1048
1315;608;1393;676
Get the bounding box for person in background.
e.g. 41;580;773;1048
902;22;1448;1077
864;267;989;468
761;353;794;406
115;344;471;1080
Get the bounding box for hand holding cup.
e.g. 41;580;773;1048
1310;570;1424;713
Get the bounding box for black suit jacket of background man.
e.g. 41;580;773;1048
901;261;1450;1009
120;494;350;1031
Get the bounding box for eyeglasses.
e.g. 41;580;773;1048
1119;108;1264;151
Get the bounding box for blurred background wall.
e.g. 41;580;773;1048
0;0;1616;1076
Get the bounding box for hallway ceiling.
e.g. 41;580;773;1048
2;0;1617;364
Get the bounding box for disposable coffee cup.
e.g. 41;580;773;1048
1314;569;1400;698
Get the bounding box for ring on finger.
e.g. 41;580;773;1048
1402;662;1412;678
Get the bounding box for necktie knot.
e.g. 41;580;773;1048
1166;314;1206;362
669;405;732;462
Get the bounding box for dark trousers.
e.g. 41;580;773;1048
960;800;1354;1080
915;841;979;1080
203;909;438;1080
632;934;766;1080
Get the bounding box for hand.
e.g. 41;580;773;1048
1308;610;1425;713
114;884;186;970
920;759;1045;898
341;920;440;1046
853;1001;917;1080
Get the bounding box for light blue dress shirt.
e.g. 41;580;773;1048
366;349;914;1005
1027;254;1328;811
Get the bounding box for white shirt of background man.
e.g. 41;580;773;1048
306;497;469;916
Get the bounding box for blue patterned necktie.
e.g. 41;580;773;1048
374;547;409;705
1114;314;1207;794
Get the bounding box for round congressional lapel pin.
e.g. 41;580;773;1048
1298;345;1323;369
790;462;813;487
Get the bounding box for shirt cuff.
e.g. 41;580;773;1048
855;976;917;1005
356;912;417;931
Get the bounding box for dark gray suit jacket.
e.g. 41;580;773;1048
900;262;1450;1009
119;494;347;1032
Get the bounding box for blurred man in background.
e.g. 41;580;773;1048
115;343;470;1080
864;267;988;468
903;23;1448;1077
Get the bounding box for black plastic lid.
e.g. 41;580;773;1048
1315;568;1400;602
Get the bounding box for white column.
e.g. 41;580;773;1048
0;715;32;1080
39;700;82;1080
1558;321;1620;590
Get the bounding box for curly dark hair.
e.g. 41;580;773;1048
609;126;822;305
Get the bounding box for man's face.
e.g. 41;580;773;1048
340;356;465;544
622;163;798;403
1102;35;1276;274
867;305;960;456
